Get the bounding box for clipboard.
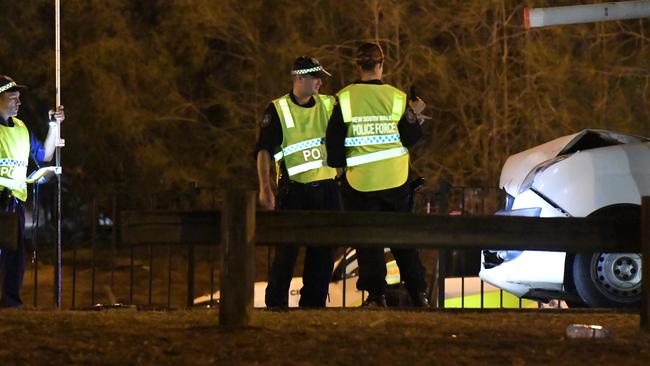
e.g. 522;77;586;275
26;166;57;184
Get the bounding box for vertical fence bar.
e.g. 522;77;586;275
342;250;347;308
267;247;272;283
425;195;438;307
460;251;465;308
438;249;446;308
111;195;117;289
641;196;650;332
129;245;134;304
460;189;466;308
32;252;38;308
31;186;39;308
186;243;195;308
71;247;76;308
219;190;256;328
209;241;215;305
91;198;96;306
148;243;153;306
167;244;172;308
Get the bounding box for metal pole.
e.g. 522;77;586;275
91;198;96;306
53;0;63;310
525;1;650;29
32;184;39;308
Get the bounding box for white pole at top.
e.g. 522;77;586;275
525;1;650;29
55;0;61;108
54;0;63;309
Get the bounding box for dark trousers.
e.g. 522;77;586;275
0;193;25;308
265;179;340;307
340;179;427;297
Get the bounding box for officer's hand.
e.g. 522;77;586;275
259;188;276;210
408;98;426;115
48;106;65;124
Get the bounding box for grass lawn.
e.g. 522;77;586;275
0;308;648;365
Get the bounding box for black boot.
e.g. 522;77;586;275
361;293;387;308
409;291;431;308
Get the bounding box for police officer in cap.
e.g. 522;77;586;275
0;75;64;307
254;57;340;308
325;43;429;307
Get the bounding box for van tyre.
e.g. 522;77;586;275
572;252;642;308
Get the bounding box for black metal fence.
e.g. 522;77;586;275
22;185;561;310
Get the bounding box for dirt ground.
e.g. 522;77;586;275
0;309;647;366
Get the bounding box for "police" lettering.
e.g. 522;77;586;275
302;148;321;161
0;166;15;177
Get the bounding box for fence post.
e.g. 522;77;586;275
186;243;195;308
219;190;256;328
641;196;650;332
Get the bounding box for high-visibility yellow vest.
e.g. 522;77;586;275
337;84;409;192
272;94;337;183
0;117;29;201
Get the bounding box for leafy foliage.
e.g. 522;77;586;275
1;0;648;197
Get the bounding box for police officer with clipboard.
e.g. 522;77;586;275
254;57;340;308
0;75;64;307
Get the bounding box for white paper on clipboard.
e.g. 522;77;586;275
26;166;57;184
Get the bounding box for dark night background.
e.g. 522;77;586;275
1;0;648;203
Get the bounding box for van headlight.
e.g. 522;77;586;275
482;250;524;269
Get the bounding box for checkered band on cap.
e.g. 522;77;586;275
0;82;17;94
291;66;323;75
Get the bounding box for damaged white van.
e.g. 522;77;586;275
480;129;648;308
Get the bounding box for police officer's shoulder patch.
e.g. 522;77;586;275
260;113;271;127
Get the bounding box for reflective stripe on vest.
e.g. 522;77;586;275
345;134;400;147
279;95;332;131
391;93;404;122
273;137;325;161
286;160;324;176
278;98;295;128
339;91;352;122
346;147;407;167
319;95;332;113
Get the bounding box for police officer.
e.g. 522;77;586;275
325;43;429;307
254;57;339;308
0;75;64;307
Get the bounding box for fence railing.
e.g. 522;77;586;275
7;186;645;317
119;190;649;330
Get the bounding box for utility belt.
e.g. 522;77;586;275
287;178;336;188
0;187;17;211
277;175;336;200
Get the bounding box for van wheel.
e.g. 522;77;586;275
572;252;642;308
